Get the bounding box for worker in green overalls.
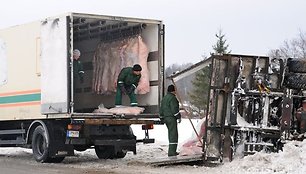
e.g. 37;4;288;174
73;49;84;84
115;64;142;107
160;84;181;156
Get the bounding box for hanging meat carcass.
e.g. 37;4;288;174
135;36;150;94
92;35;150;95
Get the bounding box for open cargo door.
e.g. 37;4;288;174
41;16;70;114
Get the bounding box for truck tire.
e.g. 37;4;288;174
95;145;115;159
32;126;51;162
48;157;65;163
284;73;306;89
287;59;306;73
114;151;127;159
74;145;90;152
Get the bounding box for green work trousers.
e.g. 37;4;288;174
115;86;138;106
164;116;178;156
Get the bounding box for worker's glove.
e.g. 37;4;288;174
126;86;134;94
127;84;137;94
159;117;164;124
79;75;84;84
119;84;127;95
134;89;138;94
176;113;181;123
79;71;84;84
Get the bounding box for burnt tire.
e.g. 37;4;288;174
95;145;115;159
284;73;306;89
287;59;306;73
32;126;51;162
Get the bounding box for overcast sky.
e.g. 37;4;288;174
1;0;305;66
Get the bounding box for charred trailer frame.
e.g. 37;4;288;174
202;54;306;163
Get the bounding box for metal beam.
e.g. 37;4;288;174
85;119;155;125
0;129;25;135
169;57;212;82
72;113;159;118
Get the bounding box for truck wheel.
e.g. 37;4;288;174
94;145;115;159
74;145;90;152
48;157;65;163
32;126;51;162
284;73;306;89
114;151;127;159
287;59;306;73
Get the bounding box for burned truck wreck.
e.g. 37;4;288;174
201;54;306;162
170;53;306;163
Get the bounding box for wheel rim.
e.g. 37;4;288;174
36;134;46;156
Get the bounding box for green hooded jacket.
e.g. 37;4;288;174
117;67;141;88
73;59;84;81
160;92;180;118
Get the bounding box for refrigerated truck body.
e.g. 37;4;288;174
0;12;164;162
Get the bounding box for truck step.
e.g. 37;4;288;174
136;138;155;144
0;129;25;135
0;139;26;146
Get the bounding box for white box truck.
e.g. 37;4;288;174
0;12;164;162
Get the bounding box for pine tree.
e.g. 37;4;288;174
188;29;230;117
212;29;231;55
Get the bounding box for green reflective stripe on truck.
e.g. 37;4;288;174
0;93;41;104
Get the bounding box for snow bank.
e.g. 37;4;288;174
216;140;306;174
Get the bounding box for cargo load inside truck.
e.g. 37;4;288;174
71;16;161;114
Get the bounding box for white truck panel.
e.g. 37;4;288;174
41;16;69;114
0;21;42;120
0;39;7;86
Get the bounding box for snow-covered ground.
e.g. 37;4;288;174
1;119;306;174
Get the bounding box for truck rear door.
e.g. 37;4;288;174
40;16;70;114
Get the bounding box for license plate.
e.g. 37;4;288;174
67;130;79;138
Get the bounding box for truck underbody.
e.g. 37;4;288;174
0;114;160;162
